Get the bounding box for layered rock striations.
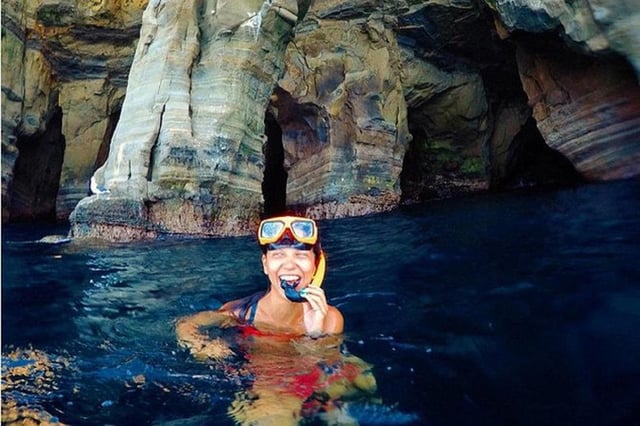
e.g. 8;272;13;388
272;4;411;217
2;0;639;239
71;0;305;239
517;43;640;181
489;0;640;181
2;0;143;221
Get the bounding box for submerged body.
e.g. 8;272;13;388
175;215;375;424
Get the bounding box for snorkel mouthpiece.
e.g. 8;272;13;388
278;251;326;303
280;278;306;302
278;250;326;302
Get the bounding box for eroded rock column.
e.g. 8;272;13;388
70;0;303;240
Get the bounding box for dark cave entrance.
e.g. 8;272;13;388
9;106;66;222
494;116;583;189
399;126;435;202
262;112;288;217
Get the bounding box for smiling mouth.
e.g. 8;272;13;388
279;275;301;288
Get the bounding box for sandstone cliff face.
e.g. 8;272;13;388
2;0;143;221
2;0;639;239
273;3;411;218
70;0;305;239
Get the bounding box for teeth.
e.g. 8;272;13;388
280;275;300;281
280;275;301;288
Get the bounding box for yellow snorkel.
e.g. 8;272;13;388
310;250;326;288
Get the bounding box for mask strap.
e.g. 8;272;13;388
310;251;326;287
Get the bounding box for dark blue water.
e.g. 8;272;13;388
3;179;640;425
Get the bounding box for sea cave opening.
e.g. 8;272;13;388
9;106;65;222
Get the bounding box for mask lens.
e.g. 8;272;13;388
291;220;315;240
260;221;285;241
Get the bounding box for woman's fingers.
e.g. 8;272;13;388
301;287;329;337
302;286;328;315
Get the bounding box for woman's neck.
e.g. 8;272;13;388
255;291;305;333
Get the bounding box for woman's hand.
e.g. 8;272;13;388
187;337;235;361
301;286;329;337
176;311;235;361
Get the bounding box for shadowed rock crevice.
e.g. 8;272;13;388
399;126;434;202
491;116;584;190
262;111;287;217
268;87;330;205
93;106;120;173
9;107;65;222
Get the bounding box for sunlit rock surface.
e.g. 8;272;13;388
2;0;639;238
1;348;70;426
1;0;142;221
70;0;303;239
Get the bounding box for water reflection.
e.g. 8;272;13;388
221;331;379;425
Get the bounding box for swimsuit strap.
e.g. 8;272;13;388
247;299;258;325
231;291;265;325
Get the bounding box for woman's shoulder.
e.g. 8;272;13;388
325;305;344;334
221;291;265;322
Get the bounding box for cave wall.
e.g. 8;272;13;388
516;39;640;180
9;107;65;221
1;0;639;239
489;0;640;182
272;5;411;218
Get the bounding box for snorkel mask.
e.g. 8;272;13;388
258;216;327;302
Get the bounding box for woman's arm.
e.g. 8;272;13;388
175;310;237;361
300;286;344;337
323;306;344;335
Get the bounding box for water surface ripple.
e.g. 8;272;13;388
3;179;640;425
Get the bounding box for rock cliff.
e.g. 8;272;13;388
2;0;639;239
2;0;142;222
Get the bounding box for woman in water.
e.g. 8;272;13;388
176;215;342;350
176;215;376;425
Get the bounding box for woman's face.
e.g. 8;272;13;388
262;247;316;290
